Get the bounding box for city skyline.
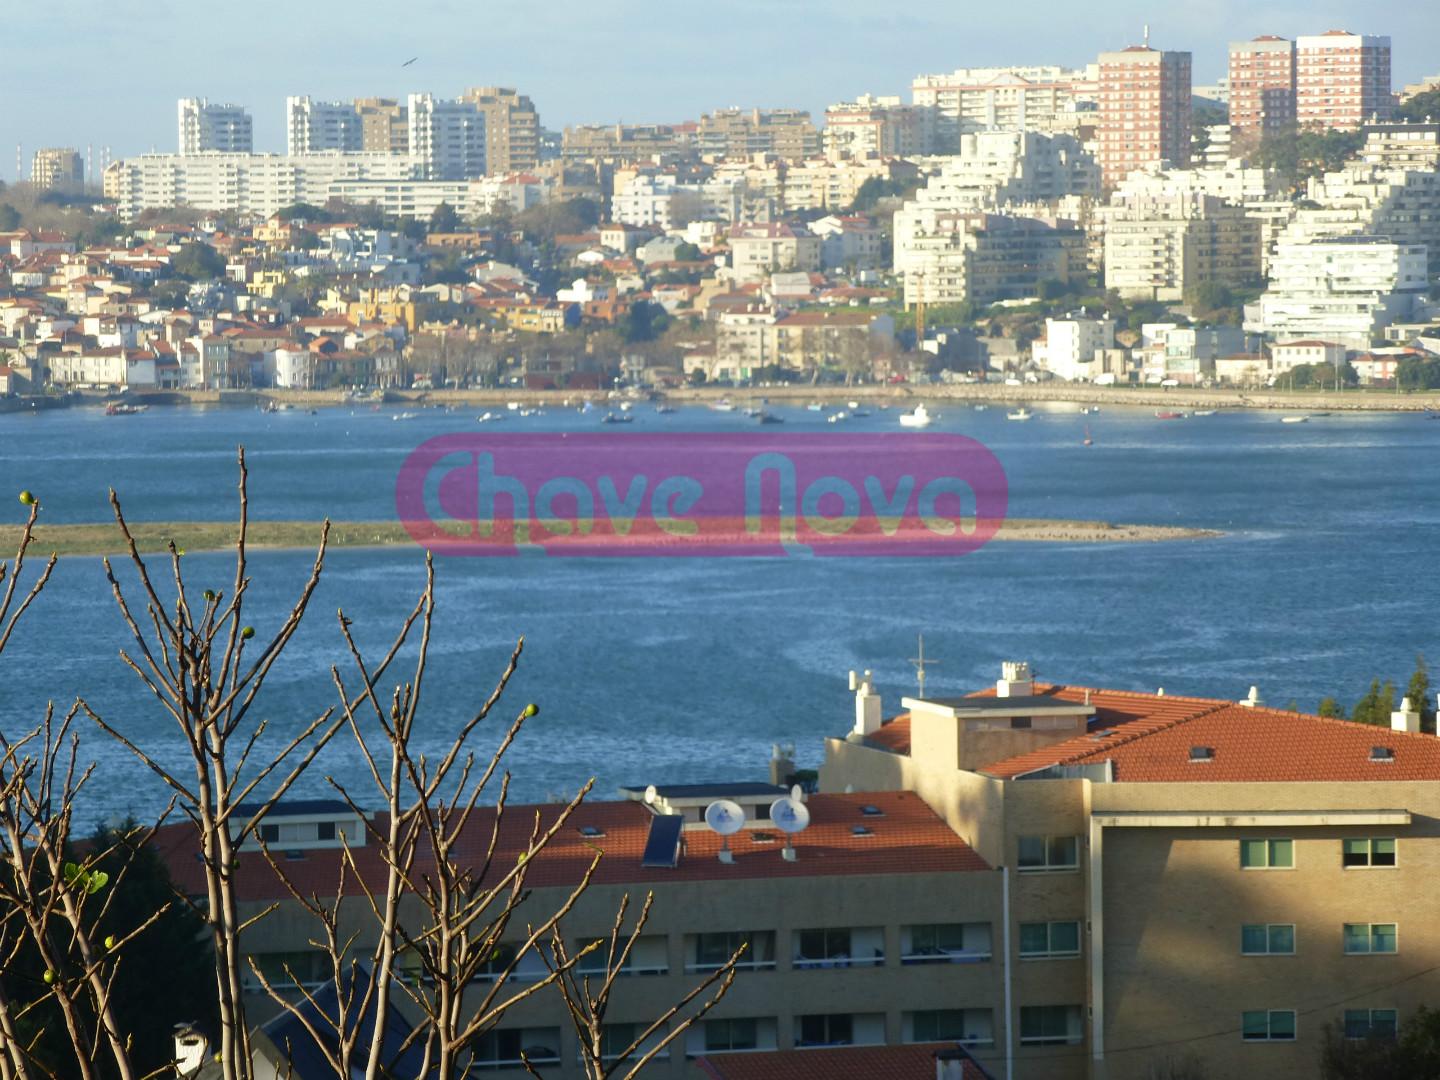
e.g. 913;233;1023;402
2;0;1435;179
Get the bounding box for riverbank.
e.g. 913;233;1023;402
94;384;1440;414
0;517;1219;557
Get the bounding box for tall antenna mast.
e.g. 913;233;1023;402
909;634;939;699
1144;23;1151;48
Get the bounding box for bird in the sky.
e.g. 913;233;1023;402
401;56;418;67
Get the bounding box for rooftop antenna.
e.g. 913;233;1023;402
1143;24;1151;48
909;634;939;699
769;796;810;862
704;799;745;863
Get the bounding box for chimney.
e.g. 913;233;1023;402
1391;697;1420;733
173;1024;209;1078
936;1049;966;1080
850;670;882;736
769;742;797;785
996;661;1033;698
1239;686;1261;708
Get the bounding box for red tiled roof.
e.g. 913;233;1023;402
154;791;987;904
696;1042;993;1080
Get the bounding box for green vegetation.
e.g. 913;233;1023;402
848;175;921;213
1321;1004;1440;1079
170;242;226;281
1398;355;1440;391
0;203;20;230
1317;656;1435;729
1396;88;1440;124
1282;361;1357;390
1253;127;1366;193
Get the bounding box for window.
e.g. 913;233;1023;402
1343;838;1396;868
1242;1010;1296;1042
1344;1009;1398;1040
796;1014;852;1047
244;950;328;991
1241;924;1295;955
902;923;991;963
1343;923;1397;955
1019;1005;1083;1046
1018;835;1080;872
705;1018;758;1052
690;932;775;973
909;1009;993;1046
470;1028;560;1069
1240;838;1294;869
1019;921;1081;959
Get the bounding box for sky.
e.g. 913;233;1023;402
2;0;1436;178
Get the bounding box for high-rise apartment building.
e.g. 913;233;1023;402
910;66;1092;152
458;87;540;175
356;98;410;153
1228;37;1296;147
1295;31;1392;130
285;97;365;154
823;94;928;159
31;147;84;192
406;94;486;180
695;108;820;162
1096;46;1192;188
177;98;253;155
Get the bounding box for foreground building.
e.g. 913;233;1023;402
154;661;1440;1080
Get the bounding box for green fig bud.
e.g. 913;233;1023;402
241;626;255;639
43;970;55;985
104;935;116;951
203;589;216;602
18;491;35;506
523;703;539;718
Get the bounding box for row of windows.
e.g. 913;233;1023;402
1243;1009;1398;1043
1242;923;1399;955
1240;836;1397;869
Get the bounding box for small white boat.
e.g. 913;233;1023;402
1007;408;1033;421
477;411;505;423
848;400;860;410
506;402;521;411
828;411;850;424
899;403;932;428
974;404;988;412
1193;409;1217;417
1280;415;1308;424
392;411;417;421
712;400;736;412
1081;406;1100;415
619;401;633;411
807;403;825;412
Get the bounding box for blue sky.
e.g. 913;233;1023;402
2;0;1435;176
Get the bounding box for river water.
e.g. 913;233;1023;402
2;401;1437;825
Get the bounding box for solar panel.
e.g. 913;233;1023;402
640;814;685;868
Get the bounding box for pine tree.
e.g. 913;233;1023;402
1317;696;1346;719
1407;654;1436;733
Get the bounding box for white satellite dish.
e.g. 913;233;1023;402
643;785;658;805
705;799;745;863
769;796;810;861
770;797;810;832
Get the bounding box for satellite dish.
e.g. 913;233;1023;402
706;799;745;864
643;785;658;805
769;797;810;834
704;800;745;836
790;784;805;803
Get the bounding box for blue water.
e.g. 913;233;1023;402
2;401;1438;825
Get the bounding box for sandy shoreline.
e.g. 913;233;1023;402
96;384;1440;415
0;518;1220;558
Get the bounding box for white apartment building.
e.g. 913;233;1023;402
894;209;1084;306
1099;191;1262;301
407;94;486;181
910;66;1093;152
1271;339;1348;373
1031;316;1116;380
103;153;427;220
809;215;883;270
177;98;253;154
1247;237;1428;347
727;223;822;284
823;94;928;159
610;175;742;229
286;97;364;153
907;131;1099;213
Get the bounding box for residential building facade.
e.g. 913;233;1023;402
31;148;84;192
1295;31;1393;130
1096;47;1192;187
1228;36;1296;148
459;87;541;175
177;98;253;154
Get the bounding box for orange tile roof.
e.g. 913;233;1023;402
154;791;987;904
696;1042;993;1080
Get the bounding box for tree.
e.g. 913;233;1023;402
1317;697;1347;719
1408;655;1436;732
0;458;739;1080
0;204;20;231
622;301;668;344
1321;1005;1440;1079
1398;355;1440;391
170;242;226;282
1396;88;1440;124
429;201;460;234
1351;679;1397;726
